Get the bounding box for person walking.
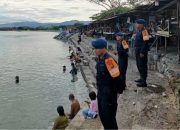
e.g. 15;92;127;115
70;63;78;82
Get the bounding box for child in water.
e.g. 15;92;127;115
82;91;98;119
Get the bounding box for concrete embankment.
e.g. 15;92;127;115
64;37;102;130
67;34;180;130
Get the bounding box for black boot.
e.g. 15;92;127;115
135;78;142;83
137;82;147;87
123;83;127;90
137;78;147;87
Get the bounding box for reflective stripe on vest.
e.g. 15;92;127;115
105;57;120;78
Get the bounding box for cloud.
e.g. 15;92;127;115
0;0;104;24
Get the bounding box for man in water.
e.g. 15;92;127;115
15;76;19;84
70;63;78;82
63;66;66;73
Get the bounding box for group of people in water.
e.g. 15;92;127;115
68;46;82;82
62;45;82;82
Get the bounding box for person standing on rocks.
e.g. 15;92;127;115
134;19;150;87
92;38;124;130
116;32;129;90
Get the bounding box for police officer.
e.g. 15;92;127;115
116;32;129;89
92;38;123;130
134;19;150;87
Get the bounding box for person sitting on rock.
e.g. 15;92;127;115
82;91;98;119
68;94;81;120
52;106;68;130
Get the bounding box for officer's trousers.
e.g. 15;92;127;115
98;94;118;130
118;55;128;88
135;52;148;83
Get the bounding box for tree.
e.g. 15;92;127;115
88;0;126;10
127;0;154;7
90;6;130;21
88;0;154;9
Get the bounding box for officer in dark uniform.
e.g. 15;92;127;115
92;38;123;130
134;19;150;87
116;32;129;89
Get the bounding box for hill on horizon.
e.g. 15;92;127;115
0;20;91;28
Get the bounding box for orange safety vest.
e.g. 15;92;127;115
142;29;150;41
105;57;120;78
121;40;129;49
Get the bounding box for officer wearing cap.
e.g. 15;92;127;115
134;19;150;87
116;32;129;89
92;38;123;130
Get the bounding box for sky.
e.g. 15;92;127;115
0;0;105;24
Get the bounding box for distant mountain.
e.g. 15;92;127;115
59;20;91;26
0;20;91;28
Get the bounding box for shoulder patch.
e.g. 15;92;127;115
122;40;129;49
105;57;120;78
142;29;150;41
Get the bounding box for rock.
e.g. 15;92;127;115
133;102;136;105
151;84;158;88
162;92;167;97
154;105;158;109
83;60;89;66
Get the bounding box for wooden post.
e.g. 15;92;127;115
178;0;180;63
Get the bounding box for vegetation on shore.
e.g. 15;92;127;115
0;26;60;31
88;0;154;21
90;7;130;21
0;22;85;31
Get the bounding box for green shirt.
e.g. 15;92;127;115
52;116;68;130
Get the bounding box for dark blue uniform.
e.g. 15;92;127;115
96;52;122;130
135;29;149;85
117;41;128;88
